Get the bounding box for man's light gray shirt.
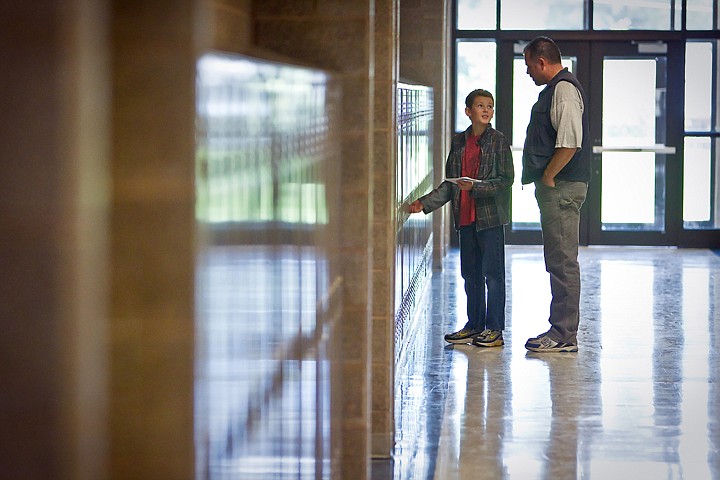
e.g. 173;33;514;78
550;81;584;149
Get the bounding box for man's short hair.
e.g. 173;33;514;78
523;36;562;65
465;89;494;109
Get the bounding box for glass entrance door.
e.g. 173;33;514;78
586;42;678;245
507;41;680;246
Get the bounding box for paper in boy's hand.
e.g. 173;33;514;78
445;177;483;184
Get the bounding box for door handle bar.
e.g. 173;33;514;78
510;145;676;154
592;145;676;154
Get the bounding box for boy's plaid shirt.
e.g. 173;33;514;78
419;125;514;231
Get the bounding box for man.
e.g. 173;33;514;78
521;36;591;353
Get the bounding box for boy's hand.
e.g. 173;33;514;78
457;179;474;190
407;200;424;213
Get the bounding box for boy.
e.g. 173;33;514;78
408;89;514;347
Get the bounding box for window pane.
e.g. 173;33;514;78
455;41;496;131
501;0;584;29
685;42;712;131
511;57;542;225
601;59;665;231
684;137;720;229
457;0;496;30
510;150;539;225
603;59;656;146
594;0;671;30
512;56;576;146
686;0;715;30
602;152;657;224
683;138;712;223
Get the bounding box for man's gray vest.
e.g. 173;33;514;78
521;68;591;185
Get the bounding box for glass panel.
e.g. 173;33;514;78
510;150;539;226
457;0;496;30
714;43;720;134
196;54;330;225
683;39;719;230
455;41;496;131
602;152;657;224
684;137;720;229
602;58;665;230
511;56;576;229
685;42;712;131
683;137;711;223
500;0;584;29
716;43;720;133
195;53;338;478
594;0;671;30
603;59;656;146
686;0;715;30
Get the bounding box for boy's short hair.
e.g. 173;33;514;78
465;89;494;109
523;36;562;64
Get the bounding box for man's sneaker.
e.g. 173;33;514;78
472;329;504;347
444;327;482;344
525;335;578;353
527;330;550;343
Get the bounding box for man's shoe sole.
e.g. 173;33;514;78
525;343;578;353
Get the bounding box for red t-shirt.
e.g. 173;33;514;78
459;134;481;226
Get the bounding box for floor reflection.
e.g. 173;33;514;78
387;246;720;480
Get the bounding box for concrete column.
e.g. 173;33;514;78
371;0;399;459
0;1;109;479
108;1;197;478
205;0;253;51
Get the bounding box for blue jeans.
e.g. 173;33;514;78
459;225;506;332
534;180;588;344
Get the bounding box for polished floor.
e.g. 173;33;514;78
379;246;720;480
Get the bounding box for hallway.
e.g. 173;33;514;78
383;246;720;480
